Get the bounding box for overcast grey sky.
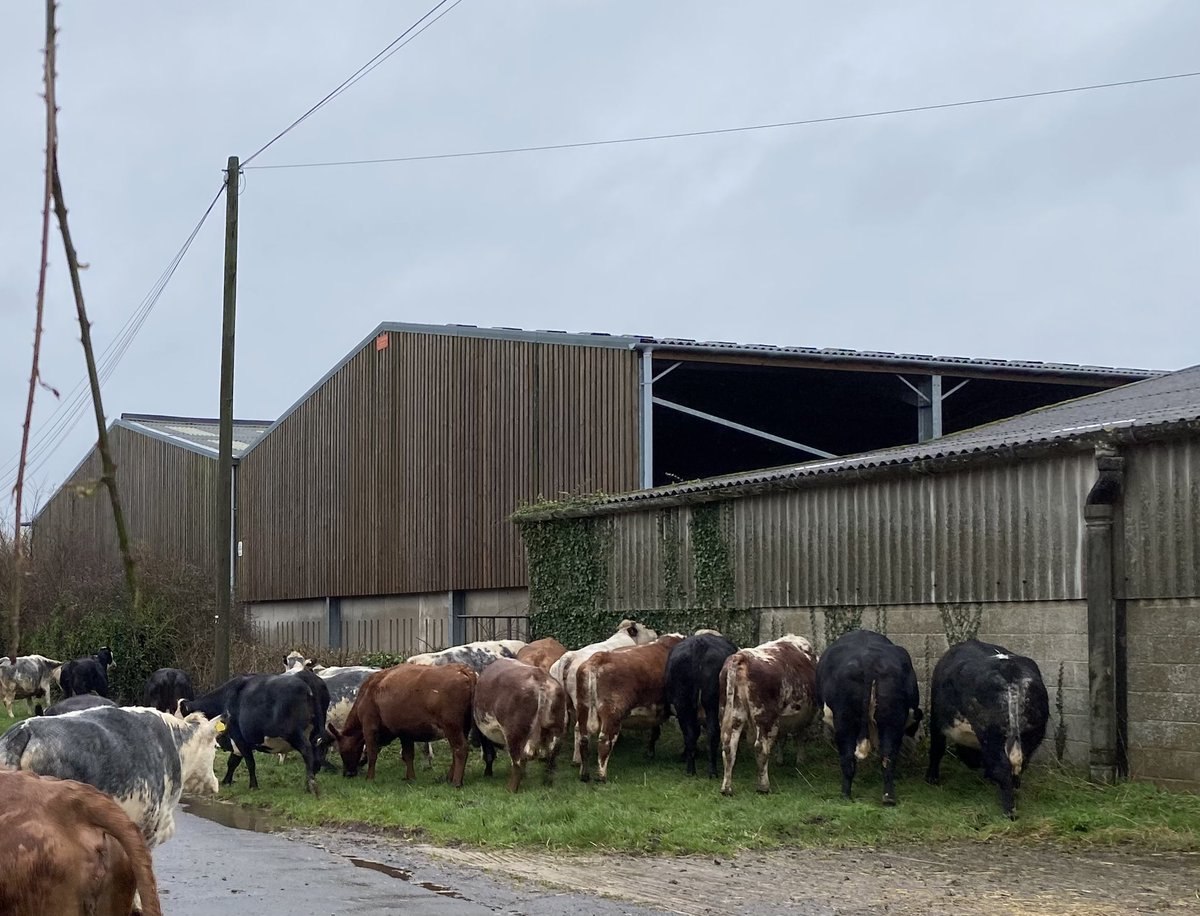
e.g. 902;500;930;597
2;1;1198;517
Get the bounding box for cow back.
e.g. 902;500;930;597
355;663;476;738
516;638;567;672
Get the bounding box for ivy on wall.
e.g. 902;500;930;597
691;502;734;609
519;512;613;649
939;603;983;645
823;605;864;646
657;510;684;609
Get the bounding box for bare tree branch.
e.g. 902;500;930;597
8;0;58;656
46;1;139;610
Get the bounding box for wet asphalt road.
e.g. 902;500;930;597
154;809;662;916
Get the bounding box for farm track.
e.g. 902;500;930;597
404;840;1200;915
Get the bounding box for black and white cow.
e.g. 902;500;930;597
0;705;220;847
281;653;379;738
816;629;922;806
665;631;739;778
407;640;526;674
180;674;325;795
0;654;62;716
58;647;115;698
142;668;194;713
41;695;116;716
926;639;1049;818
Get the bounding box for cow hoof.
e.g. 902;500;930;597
925;774;940;786
756;785;771;795
307;778;320;797
596;775;607;784
720;787;733;797
882;794;896;807
1004;810;1017;821
580;773;590;783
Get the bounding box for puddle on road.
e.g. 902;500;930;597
181;797;284;833
181;798;470;902
347;857;468;900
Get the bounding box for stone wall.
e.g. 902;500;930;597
759;600;1090;766
1126;598;1200;790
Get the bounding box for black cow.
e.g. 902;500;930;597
665;631;738;777
40;695;116;716
180;674;325;795
58;647;115;699
925;639;1049;818
142;668;194;713
816;629;922;806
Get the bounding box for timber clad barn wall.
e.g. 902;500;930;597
237;330;640;602
33;426;218;573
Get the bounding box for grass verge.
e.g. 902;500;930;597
212;727;1200;855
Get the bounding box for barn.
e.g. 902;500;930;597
32;414;271;578
235;320;1153;656
517;364;1200;789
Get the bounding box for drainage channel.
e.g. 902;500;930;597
181;798;475;905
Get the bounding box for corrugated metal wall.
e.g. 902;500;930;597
606;452;1096;610
32;426;218;573
238;331;640;602
1122;438;1200;600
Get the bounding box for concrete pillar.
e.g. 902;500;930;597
1084;451;1125;784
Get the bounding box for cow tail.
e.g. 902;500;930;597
585;666;601;737
0;723;31;769
1005;683;1024;775
81;792;163;916
855;680;877;761
721;656;746;736
310;688;327;745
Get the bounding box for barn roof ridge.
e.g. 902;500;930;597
242;320;1165;459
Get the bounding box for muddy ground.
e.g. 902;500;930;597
302;828;1200;915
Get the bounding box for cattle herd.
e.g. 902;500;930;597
0;623;1051;914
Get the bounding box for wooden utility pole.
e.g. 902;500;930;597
214;155;239;683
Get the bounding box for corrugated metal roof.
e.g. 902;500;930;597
118;414;273;458
583;363;1200;509
383;321;1157;380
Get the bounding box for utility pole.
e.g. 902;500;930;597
215;155;239;683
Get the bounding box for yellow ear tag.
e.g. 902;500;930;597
214;721;227;734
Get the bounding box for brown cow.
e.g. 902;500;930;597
473;657;568;791
719;635;819;796
329;663;475;786
516;637;567;672
0;769;162;916
576;634;685;782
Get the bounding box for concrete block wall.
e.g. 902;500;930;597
249;598;326;648
758;600;1090;766
1126;598;1200;790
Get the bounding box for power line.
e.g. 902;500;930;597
244;69;1200;172
241;0;464;167
2;185;225;498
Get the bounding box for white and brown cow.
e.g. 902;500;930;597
473;657;568;792
719;635;819;796
548;620;659;766
406;640;526;673
575;634;685;783
0;654;62;716
516;637;567;672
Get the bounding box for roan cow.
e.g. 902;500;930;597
41;694;116;716
576;634;685;783
142;667;194;713
473;657;568;791
58;646;116;698
330;663;475;785
0;653;62;716
0;704;220;848
665;630;739;778
0;770;162;916
406;639;526;673
180;673;325;795
548;620;659;765
516;637;567;672
718;635;818;796
816;628;922;806
281;652;380;738
926;639;1049;818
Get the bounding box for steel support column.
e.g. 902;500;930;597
640;348;654;488
915;374;943;441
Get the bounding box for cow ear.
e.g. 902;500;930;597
629;624;639;638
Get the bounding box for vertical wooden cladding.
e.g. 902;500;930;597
32;426;218;574
237;331;640;602
604;452;1095;611
1123;438;1200;600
